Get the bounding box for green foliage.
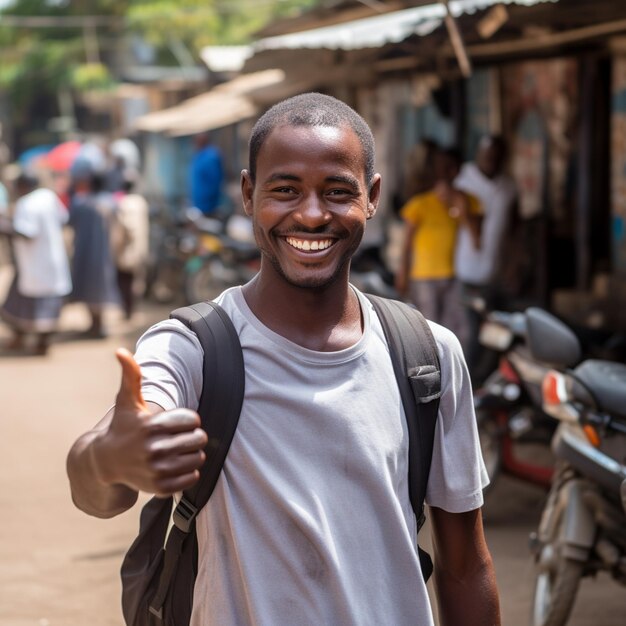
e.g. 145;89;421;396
0;0;320;128
126;0;319;48
71;62;115;91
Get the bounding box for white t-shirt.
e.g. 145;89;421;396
135;287;488;626
13;188;72;297
454;162;517;285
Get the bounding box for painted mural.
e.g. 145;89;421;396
502;58;578;222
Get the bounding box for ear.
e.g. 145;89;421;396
366;173;382;220
241;169;254;217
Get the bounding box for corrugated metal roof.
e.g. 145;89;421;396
253;0;558;52
200;46;253;73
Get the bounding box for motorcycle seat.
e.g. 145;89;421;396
573;359;626;419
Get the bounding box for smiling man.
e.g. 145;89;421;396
66;93;500;626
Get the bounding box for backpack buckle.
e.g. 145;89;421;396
172;496;198;533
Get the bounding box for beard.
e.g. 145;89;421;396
255;224;364;291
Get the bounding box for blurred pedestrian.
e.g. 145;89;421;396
396;147;482;344
112;170;150;320
0;173;72;355
189;132;224;217
68;158;121;338
454;136;518;382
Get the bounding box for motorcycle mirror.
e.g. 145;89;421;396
525;308;582;367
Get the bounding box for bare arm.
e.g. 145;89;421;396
430;506;501;626
66;349;208;519
450;190;482;250
0;215;31;238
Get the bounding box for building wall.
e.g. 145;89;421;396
611;55;626;276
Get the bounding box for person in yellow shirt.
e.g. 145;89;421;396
396;147;481;345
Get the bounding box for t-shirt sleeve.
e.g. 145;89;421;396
399;196;423;225
13;197;40;238
425;322;489;513
134;319;204;412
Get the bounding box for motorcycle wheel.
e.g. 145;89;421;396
184;254;238;304
476;409;502;494
531;495;584;626
148;257;184;304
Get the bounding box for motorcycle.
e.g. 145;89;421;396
349;244;401;300
529;361;626;626
474;306;583;495
183;212;260;304
146;208;201;304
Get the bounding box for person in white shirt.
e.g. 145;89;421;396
454;136;518;383
0;173;72;355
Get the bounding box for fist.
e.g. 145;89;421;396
97;348;208;497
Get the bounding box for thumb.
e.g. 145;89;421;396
115;347;148;413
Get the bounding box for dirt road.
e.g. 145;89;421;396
0;297;624;626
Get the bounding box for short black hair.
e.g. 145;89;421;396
440;146;463;168
248;92;375;188
16;172;38;191
480;134;507;156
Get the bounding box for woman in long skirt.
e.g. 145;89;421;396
67;158;121;338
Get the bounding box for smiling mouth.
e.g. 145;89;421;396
285;237;335;252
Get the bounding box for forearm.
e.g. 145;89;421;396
66;414;138;518
434;553;501;626
0;216;16;236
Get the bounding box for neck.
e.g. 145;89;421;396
241;267;363;352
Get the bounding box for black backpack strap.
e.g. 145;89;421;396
148;301;245;620
365;294;441;579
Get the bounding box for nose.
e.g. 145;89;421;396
293;192;332;229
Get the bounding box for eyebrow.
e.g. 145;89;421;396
264;173;301;184
326;174;360;191
263;172;361;191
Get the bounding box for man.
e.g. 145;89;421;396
189;132;224;217
454;135;518;382
396;146;482;348
0;173;72;354
67;93;500;626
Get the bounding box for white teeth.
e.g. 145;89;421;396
286;237;333;251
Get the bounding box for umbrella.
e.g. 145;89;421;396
18;145;55;169
44;141;82;172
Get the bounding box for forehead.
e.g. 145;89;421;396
256;123;366;178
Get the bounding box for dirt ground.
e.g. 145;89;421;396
0;279;624;625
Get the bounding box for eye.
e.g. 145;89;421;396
327;188;356;200
272;186;296;193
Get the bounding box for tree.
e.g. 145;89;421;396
0;0;319;145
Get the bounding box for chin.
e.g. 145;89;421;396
271;258;347;291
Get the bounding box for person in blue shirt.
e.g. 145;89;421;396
189;132;224;216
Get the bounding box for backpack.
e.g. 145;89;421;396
120;294;441;626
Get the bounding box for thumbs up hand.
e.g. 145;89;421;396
94;348;208;497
